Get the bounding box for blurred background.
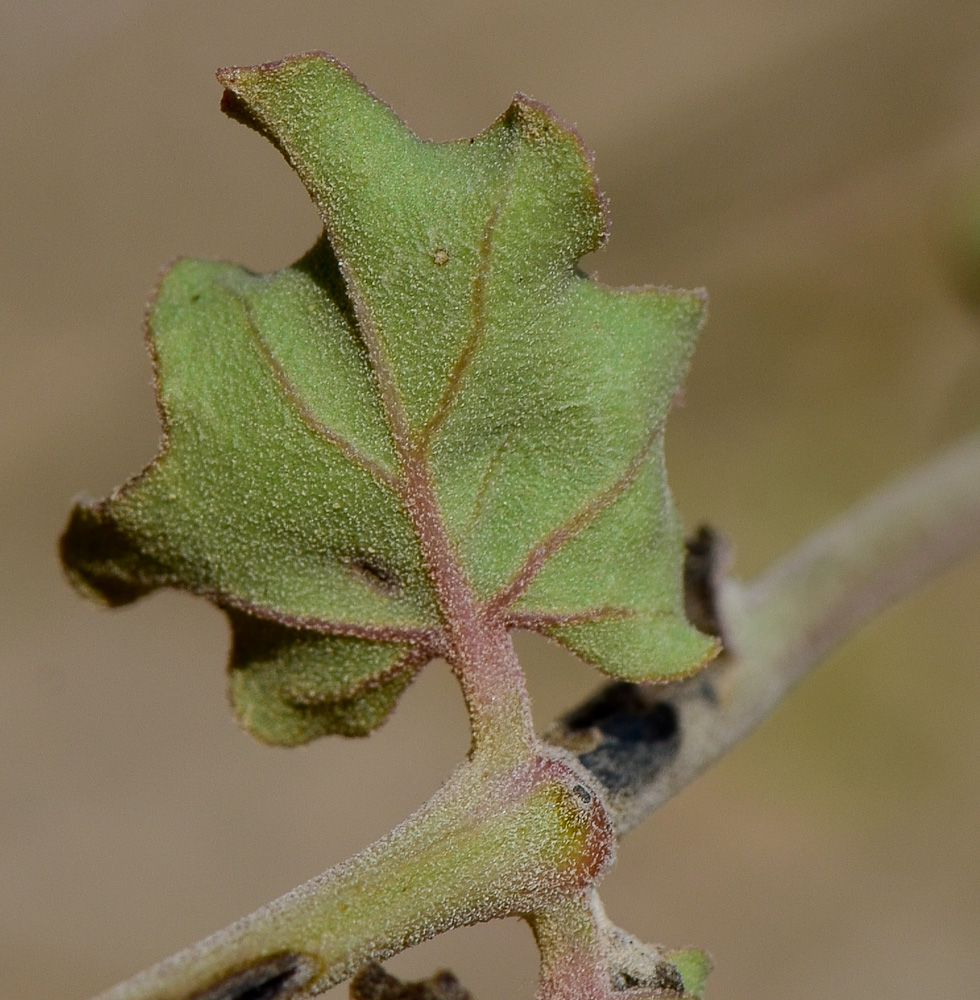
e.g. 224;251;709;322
3;2;980;998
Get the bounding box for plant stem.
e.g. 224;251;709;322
575;431;980;834
90;752;611;1000
87;432;980;999
737;430;980;679
530;893;609;1000
395;439;538;759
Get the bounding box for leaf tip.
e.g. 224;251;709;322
506;91;611;251
216;49;344;91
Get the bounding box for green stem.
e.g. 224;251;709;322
91;754;611;1000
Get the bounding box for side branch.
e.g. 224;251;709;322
735;430;980;693
549;432;980;834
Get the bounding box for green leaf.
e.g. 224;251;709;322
667;948;713;999
61;52;717;744
226;610;421;745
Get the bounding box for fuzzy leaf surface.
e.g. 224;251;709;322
61;53;716;744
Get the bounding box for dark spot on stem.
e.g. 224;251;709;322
610;962;684;994
696;674;719;707
565;683;649;732
192;954;316;1000
557;682;681;793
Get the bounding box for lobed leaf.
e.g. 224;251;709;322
62;53;717;744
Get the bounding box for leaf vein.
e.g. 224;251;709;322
418;134;523;449
486;427;662;617
504;607;635;629
236;294;401;492
221;591;448;648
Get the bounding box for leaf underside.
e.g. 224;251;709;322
61;52;717;745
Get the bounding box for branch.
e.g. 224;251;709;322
548;431;980;835
86;433;980;1000
88;751;613;1000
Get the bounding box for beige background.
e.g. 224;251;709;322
3;2;980;998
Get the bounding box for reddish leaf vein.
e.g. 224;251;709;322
237;296;402;492
485;427;662;619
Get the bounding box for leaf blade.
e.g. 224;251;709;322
62;53;717;744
